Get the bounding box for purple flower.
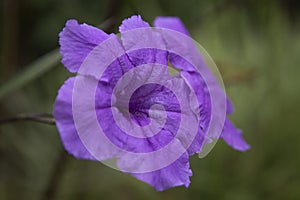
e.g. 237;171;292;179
54;15;250;191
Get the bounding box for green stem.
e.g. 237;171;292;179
0;50;61;100
0;113;55;125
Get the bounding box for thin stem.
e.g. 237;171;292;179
0;113;55;125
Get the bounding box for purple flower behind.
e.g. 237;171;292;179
54;15;250;191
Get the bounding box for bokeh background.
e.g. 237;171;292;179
1;0;300;199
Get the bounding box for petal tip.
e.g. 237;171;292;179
119;15;150;33
153;16;189;35
58;18;109;73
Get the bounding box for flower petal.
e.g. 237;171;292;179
100;52;134;85
153;16;189;35
119;16;166;54
131;153;192;191
59;19;109;73
53;77;95;160
119;16;169;69
126;49;168;66
119;15;150;33
95;64;190;153
221;118;250;151
226;98;234;114
180;71;210;155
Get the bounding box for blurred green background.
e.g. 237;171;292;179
1;0;300;199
